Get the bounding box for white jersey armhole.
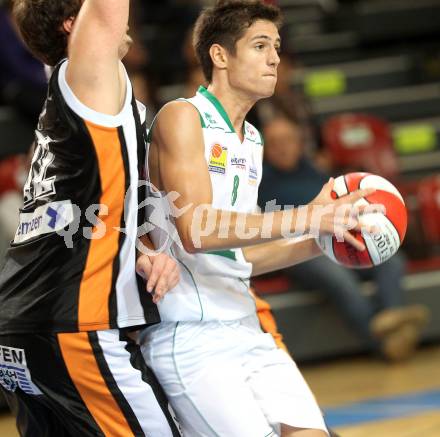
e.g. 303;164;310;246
57;60;132;128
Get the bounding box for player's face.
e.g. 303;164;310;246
227;20;281;99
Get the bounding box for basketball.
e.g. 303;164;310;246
211;144;223;158
316;172;407;268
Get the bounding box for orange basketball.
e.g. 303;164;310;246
316;172;407;268
211;144;222;159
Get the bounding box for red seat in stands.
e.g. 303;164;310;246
322;113;399;181
417;175;440;244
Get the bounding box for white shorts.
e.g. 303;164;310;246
140;314;329;437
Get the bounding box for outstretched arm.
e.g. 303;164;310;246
65;0;130;114
243;237;322;277
153;101;374;256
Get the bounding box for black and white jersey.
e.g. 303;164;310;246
0;60;159;334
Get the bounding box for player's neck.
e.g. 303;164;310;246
206;83;255;141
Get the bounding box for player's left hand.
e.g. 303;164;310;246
136;253;180;304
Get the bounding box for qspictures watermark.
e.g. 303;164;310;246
15;180;385;253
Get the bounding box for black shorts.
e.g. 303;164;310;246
0;330;181;436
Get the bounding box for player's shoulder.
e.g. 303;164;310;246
156;99;201;129
151;99;204;147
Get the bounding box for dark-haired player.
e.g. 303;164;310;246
140;1;376;436
0;1;180;435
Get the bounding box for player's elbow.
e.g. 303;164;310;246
179;228;206;254
180;237;199;254
175;213;212;254
174;223;199;254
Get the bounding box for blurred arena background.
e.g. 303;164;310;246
1;0;439;435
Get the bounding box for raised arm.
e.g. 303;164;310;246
153;101;373;255
65;0;130;114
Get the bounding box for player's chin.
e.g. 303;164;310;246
258;86;276;99
259;78;277;96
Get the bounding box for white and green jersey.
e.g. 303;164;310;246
147;86;264;321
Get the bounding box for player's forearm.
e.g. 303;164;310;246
177;205;308;253
242;238;322;277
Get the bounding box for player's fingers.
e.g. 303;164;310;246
318;177;335;200
153;275;168;303
356;203;386;216
343;230;366;251
324;177;334;192
342;188;376;205
163;259;180;293
136;255;152;280
311;178;335;206
167;270;180;291
356;218;382;235
172;261;180;273
146;255;166;293
153;273;179;303
152;294;160;305
157;258;177;288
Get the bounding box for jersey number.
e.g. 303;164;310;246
231;175;240;206
23;133;56;207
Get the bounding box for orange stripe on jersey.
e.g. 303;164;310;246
254;294;289;354
58;332;133;436
78;122;126;330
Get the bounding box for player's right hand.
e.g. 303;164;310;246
307;178;382;251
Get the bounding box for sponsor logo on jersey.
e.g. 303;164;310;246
246;124;262;142
0;346;42;395
14;200;74;244
23;130;57;208
247;126;257;138
248;166;258;185
230;156;247;171
204;112;217;126
208;144;228;175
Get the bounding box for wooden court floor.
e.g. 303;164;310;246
0;344;439;436
301;344;440;436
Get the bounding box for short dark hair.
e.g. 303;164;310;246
13;0;83;66
193;0;282;82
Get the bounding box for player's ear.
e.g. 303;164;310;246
62;16;76;35
209;44;228;71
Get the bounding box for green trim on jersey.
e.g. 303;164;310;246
198;86;235;133
197;86;263;142
171;247;204;321
206;250;237;261
242;122;264;146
